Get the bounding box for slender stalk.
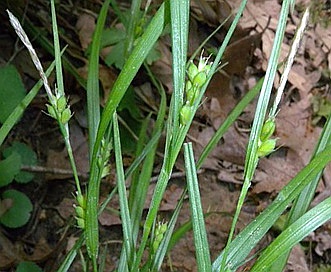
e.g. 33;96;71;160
220;0;291;270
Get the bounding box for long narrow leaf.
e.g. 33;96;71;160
85;2;166;262
57;234;85;272
169;0;189;133
244;0;290;180
133;0;248;269
50;0;64;96
184;143;211;271
112;112;134;269
132;1;190;268
124;0;142;57
220;1;291;270
117;114;150;272
251;196;331;271
87;0;111;158
212;144;331;271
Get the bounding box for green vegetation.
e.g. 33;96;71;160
0;142;36;228
2;0;330;271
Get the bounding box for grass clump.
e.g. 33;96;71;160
3;0;331;271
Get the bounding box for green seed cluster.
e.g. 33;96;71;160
180;56;212;126
257;118;277;158
98;139;112;178
47;91;72;125
74;192;86;229
152;221;168;254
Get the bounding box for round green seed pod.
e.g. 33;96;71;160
159;222;168;234
47;104;57;119
187;62;198;82
260;119;276;142
257;138;277;158
180;104;192;126
186;87;197;105
192;72;207;88
57;95;67;112
152;232;164;253
61;107;72;124
76;193;86;209
185;80;193;94
75;205;85;219
76;217;85;229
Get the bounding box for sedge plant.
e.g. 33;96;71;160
5;0;331;271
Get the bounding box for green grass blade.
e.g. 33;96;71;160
168;0;189;133
268;8;323;271
124;129;162;179
112;112;134;269
174;0;248;166
129;87;166;237
132;0;190;268
87;0;111;158
127;115;151;212
117;115;150;271
133;0;248;269
244;0;290;181
110;0;127;27
289;116;331;221
124;0;142;57
85;2;166;262
119;91;166;271
220;1;291;270
251;197;331;271
212;144;331;271
0;61;55;147
57;234;85;272
50;0;64;96
118;113;154;271
184;143;212;271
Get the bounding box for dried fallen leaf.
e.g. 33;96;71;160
76;13;95;50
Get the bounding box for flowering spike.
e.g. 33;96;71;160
75;192;86;229
152;221;168;253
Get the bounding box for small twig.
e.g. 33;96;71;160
21;165;89;180
150;169;205;183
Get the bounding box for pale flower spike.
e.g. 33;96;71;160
198;54;213;72
269;7;310;118
6;10;54;101
180;52;213;126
